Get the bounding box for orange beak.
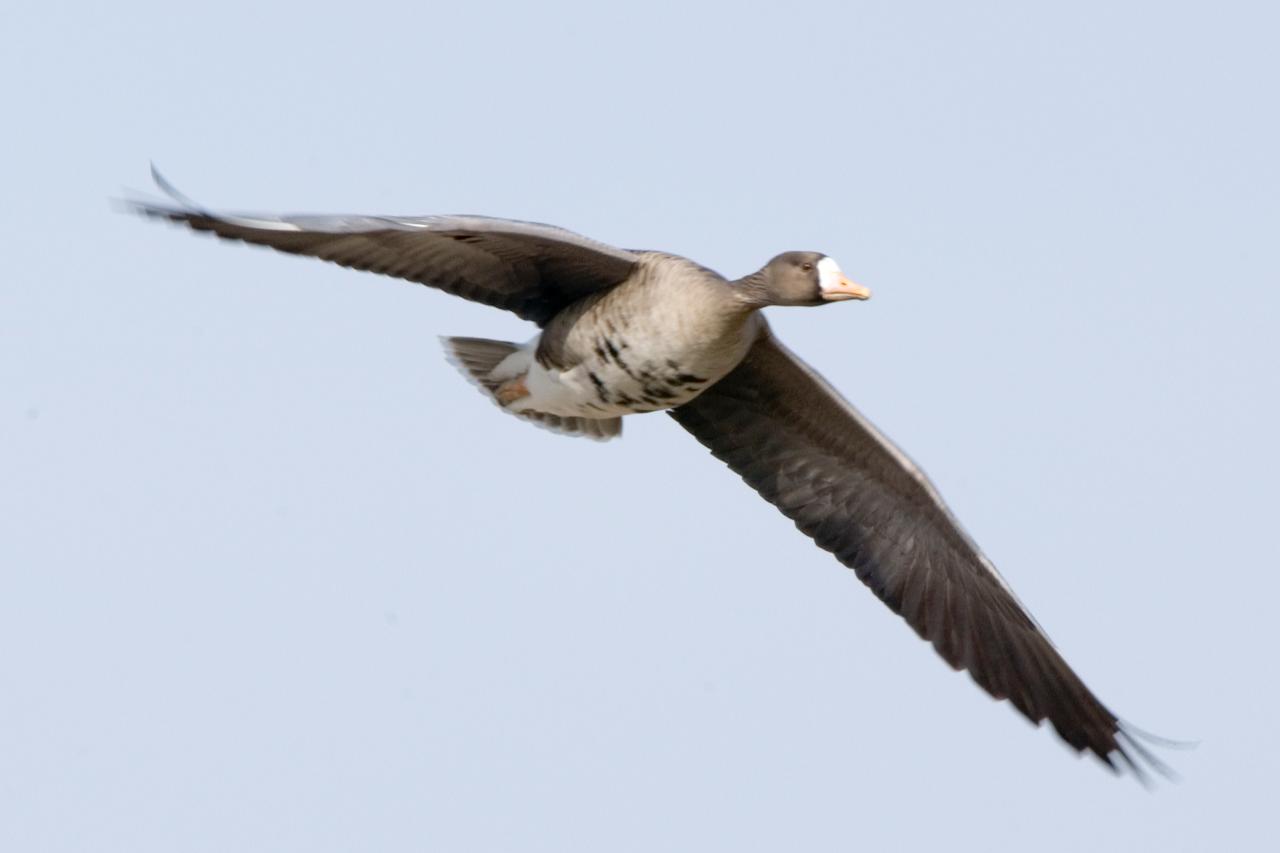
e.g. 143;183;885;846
821;275;872;302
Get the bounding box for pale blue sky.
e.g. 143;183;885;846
3;1;1278;850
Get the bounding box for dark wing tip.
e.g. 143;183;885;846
1112;720;1193;787
148;162;205;211
1066;720;1182;789
114;164;204;223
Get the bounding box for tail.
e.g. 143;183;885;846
441;337;623;442
443;336;521;394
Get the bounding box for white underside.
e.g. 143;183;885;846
489;336;706;419
519;358;603;417
483;340;583;417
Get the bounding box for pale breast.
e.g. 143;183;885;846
557;349;720;416
525;254;758;418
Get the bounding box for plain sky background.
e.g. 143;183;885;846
3;1;1278;850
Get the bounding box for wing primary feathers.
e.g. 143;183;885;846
670;325;1179;782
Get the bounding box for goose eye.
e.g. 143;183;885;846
800;262;813;272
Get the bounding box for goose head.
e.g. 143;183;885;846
737;252;870;307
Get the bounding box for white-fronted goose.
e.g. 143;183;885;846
131;169;1169;780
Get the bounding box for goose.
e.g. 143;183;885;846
130;168;1169;780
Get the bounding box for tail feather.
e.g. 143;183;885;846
440;336;623;442
442;336;520;393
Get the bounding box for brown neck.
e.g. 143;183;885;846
729;269;772;310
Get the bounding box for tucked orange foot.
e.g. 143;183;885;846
495;375;530;405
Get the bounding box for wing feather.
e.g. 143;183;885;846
671;324;1162;776
130;169;639;325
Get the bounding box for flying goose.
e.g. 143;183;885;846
130;169;1168;780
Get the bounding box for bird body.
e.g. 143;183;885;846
130;168;1169;780
458;253;761;429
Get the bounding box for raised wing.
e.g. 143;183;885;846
130;168;640;326
671;325;1164;778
